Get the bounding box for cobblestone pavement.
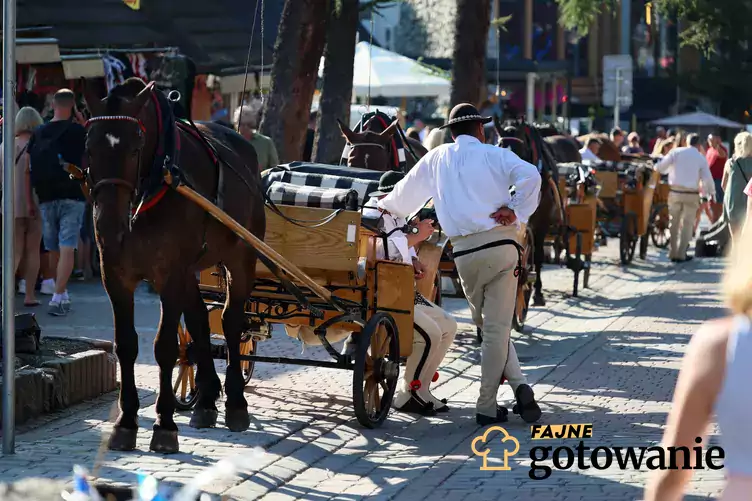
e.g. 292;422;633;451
2;241;726;501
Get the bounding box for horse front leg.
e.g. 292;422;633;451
149;274;183;454
103;272;140;451
183;273;222;429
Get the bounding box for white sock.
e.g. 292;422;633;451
43;278;55;286
51;293;64;304
62;291;70;301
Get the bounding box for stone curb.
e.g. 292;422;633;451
0;349;117;426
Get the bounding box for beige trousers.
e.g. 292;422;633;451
451;225;527;417
668;191;700;260
394;299;458;409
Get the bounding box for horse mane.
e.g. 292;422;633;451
533;122;563;138
501;119;558;181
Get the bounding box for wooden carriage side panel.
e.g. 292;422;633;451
415;233;449;302
372;260;415;358
566;203;596;255
594;171;619;199
256;206;361;277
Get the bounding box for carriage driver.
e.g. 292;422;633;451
362;171;459;416
378;103;543;426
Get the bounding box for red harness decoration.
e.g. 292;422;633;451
370;115;400;170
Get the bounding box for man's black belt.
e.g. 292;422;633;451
451;239;525;277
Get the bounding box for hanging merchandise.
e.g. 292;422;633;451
123;0;141;10
128;53;149;81
103;55;127;92
147;54;196;119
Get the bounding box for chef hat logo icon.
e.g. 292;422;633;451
471;426;520;471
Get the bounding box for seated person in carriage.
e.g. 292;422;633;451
361;171;458;416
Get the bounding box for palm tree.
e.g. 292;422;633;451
260;0;328;162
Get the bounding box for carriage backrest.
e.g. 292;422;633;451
266;182;359;211
263;164;380;209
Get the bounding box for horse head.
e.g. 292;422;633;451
83;77;160;247
338;118;399;172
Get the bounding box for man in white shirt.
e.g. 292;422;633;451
378;103;543;426
579;137;601;162
363;171;458;416
654;133;716;262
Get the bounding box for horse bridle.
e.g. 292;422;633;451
84;115;147;201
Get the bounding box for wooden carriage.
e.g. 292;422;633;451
591;161;660;265
172;164;423;429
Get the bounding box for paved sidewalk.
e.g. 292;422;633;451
2;243;727;501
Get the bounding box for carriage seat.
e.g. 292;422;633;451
266;181;359;211
263;166;380;209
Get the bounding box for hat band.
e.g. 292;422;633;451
379;183;396;191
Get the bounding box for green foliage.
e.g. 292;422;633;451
555;0;616;35
491;14;513;31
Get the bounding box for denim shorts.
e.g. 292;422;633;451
40;199;86;251
714;179;724;202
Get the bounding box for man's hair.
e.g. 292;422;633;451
449;121;479;138
610;127;623;138
586;137;600;147
53;88;75;105
233;102;262;127
687;133;701;147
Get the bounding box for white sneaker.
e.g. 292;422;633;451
18;279;26;295
40;279;55;296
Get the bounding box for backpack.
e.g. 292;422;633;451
28;121;75;188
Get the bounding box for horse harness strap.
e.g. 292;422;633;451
451;239;525;278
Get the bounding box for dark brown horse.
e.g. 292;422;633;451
533;122;582;163
337;113;428;172
498;120;564;306
83;78;265;453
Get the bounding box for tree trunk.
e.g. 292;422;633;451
260;0;328;163
449;0;492;109
312;0;359;164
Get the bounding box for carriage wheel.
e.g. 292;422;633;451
239;333;257;385
353;312;400;428
173;322;199;411
650;203;670;249
512;228;534;333
620;213;637;265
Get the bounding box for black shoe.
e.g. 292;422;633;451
476;405;509;426
682;256;694;263
435;398;450;413
395;397;437;417
512;384;542;423
670;258;680;263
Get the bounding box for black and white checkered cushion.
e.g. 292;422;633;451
264;169;380;208
266;181;359;211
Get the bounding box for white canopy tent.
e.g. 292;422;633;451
319;41;451;99
652;111;744;129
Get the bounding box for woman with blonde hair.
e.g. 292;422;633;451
721;131;752;238
0;106;44;306
644;226;752;501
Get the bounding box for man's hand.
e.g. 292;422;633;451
491;207;517;226
415;218;435;241
412;257;426;279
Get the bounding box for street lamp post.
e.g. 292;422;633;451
3;0;17;455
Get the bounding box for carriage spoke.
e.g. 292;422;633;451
173;366;185;395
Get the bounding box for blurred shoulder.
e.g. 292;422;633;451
688;317;734;357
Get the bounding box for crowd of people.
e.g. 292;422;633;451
1;89;94;316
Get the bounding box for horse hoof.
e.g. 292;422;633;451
225;408;251;432
107;427;138;451
149;429;179;454
533;295;546;307
189;408;219;429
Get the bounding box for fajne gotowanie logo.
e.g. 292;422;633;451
471;424;725;480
